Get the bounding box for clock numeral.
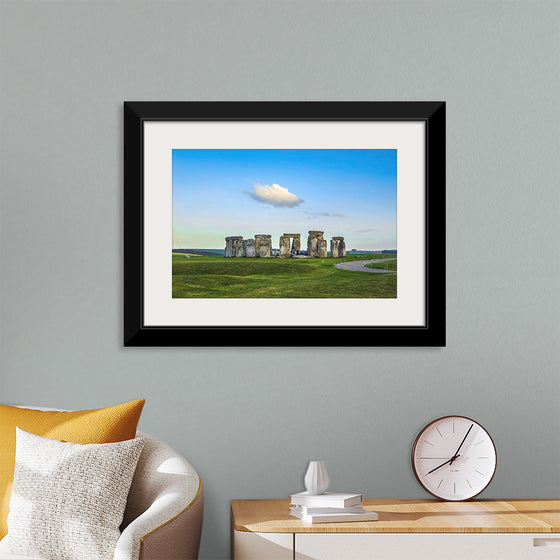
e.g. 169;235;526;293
423;440;435;446
435;426;443;438
474;440;485;446
437;479;443;489
475;470;485;476
466;479;472;489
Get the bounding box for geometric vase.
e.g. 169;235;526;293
304;460;330;495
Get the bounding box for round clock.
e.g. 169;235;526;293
412;416;497;501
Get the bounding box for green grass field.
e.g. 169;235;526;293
365;259;397;271
172;253;397;298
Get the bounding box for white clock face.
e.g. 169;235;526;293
412;416;497;501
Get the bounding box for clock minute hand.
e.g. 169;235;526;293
450;423;473;464
426;455;460;475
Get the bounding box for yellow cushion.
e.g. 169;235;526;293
0;398;145;538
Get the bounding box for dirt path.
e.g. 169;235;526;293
335;258;396;273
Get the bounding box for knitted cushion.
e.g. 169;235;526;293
0;399;144;538
2;429;144;560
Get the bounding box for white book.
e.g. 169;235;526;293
290;506;378;524
292;504;365;514
290;491;363;508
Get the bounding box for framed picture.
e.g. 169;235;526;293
124;101;445;347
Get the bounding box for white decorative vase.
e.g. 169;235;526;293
304;460;330;495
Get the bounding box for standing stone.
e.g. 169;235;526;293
292;234;301;253
279;235;291;258
308;236;318;257
331;237;344;258
330;239;339;258
235;238;246;257
318;239;328;258
338;239;346;257
245;238;255;258
225;236;243;257
254;234;272;258
307;231;324;258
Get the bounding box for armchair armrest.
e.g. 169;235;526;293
114;485;203;560
114;434;203;560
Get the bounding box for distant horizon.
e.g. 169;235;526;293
172;149;397;250
173;246;397;253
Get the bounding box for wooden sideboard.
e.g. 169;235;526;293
231;498;560;559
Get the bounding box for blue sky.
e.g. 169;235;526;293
172;149;396;251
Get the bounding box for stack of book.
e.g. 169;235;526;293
289;491;378;524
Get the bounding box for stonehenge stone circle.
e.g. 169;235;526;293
225;231;343;258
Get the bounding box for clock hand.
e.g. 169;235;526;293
426;455;460;475
449;424;473;464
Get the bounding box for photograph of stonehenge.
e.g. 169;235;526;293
172;148;397;298
224;231;346;259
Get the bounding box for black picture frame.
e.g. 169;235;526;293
124;101;445;347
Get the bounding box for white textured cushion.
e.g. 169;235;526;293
2;428;144;560
0;555;44;559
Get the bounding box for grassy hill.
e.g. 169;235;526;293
172;254;396;298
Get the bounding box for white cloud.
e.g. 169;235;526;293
246;183;303;208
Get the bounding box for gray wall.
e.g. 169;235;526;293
1;1;558;558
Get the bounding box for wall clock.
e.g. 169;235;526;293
411;415;497;501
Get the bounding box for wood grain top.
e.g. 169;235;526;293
231;499;560;533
